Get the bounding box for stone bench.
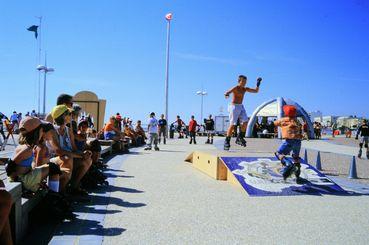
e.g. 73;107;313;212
1;162;23;244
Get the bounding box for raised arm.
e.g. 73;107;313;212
246;77;262;93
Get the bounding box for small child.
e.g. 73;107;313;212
188;115;198;144
274;105;304;183
145;112;159;151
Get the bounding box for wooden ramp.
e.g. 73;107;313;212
186;151;347;196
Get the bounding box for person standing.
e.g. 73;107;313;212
145;112;159;151
204;114;215;144
0;112;8;145
31;110;37;117
158;114;168;144
188;115;198;144
223;75;262;150
356;119;369;159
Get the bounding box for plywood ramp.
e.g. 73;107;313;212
186;151;227;180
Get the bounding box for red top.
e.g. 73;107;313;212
189;119;198;132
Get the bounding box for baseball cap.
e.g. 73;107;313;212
19;116;49;134
51;105;71;119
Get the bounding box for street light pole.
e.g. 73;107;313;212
43;69;47;115
196;91;207;123
42;53;47;115
165;13;172;132
37;54;54;116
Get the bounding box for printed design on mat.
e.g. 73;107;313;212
221;157;346;196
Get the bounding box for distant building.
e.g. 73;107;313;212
322;116;338;127
336;116;361;129
309;111;323;122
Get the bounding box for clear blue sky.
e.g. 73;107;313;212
1;0;368;123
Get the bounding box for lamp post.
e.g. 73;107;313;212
37;62;54;116
164;13;172;132
196;90;207;123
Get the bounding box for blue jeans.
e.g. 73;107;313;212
277;139;301;158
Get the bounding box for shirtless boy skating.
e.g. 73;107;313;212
224;75;262;150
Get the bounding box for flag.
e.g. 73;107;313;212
27;25;38;39
165;13;172;21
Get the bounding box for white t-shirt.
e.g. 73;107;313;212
148;117;158;134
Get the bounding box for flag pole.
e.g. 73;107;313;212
36;16;42;115
165;13;172;135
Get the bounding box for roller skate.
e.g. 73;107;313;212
281;160;296;181
358;148;362;158
224;137;231;151
154;146;160;151
205;139;210;144
236;132;247;147
294;162;306;184
144;146;152;151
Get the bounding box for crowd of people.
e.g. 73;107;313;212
1;76;368;243
0;94;117;243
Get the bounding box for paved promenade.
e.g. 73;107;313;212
3;135;369;244
101;137;369;244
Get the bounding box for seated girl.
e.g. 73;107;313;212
7;117;61;194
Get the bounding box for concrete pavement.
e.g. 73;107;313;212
102;137;369;244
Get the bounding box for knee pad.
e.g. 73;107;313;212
359;143;363;148
48;162;62;175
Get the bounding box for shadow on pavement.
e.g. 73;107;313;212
93;185;144;194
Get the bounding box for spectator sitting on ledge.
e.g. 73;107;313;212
103;116;123;141
124;124;138;145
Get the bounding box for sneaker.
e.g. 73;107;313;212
144;147;152;151
189;140;192;144
224;137;230;151
210;139;213;144
194;140;197;144
205;139;210;144
154;147;160;151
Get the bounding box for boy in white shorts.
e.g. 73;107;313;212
224;75;262;150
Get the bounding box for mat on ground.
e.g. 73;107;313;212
220;157;347;196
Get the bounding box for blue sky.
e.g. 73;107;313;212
0;0;368;123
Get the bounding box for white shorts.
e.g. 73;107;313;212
229;104;248;125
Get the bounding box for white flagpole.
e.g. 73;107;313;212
165;13;172;132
